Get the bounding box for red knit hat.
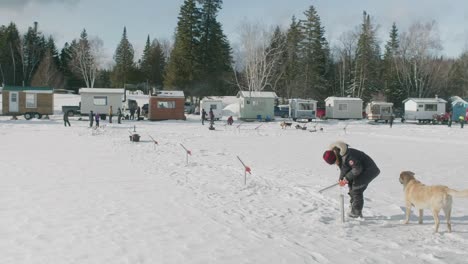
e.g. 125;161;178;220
323;150;336;165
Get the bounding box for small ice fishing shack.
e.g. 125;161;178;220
325;97;363;119
1;86;53;119
148;90;186;121
403;97;447;122
237;91;277;121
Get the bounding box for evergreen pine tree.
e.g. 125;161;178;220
351;11;381;102
0;23;23;85
22;22;46;86
382;23;404;108
298;5;330;100
113;26;135;87
283;16;303;99
140;35;152;80
164;0;202;96
140;35;166;89
197;0;232;96
266;26;287;97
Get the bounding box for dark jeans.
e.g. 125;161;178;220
64;120;71;127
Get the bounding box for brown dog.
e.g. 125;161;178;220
399;171;468;233
280;121;292;129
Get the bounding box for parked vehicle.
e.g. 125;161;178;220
289;99;317;121
274;105;289;118
62;105;81;117
184;102;194;114
142;103;149;116
365;101;393;122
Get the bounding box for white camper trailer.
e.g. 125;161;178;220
365;101;393;121
289;99;317;121
79;88;125;118
201;98;223;120
403;97;447;122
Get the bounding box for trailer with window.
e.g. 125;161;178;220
1;86;53;119
200;98;223;120
148;90;186;121
365;101;393;121
402;97;447;123
237;91;277;121
78;88;125;119
325;97;363;119
289;98;317;121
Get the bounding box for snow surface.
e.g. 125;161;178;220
1;94;468;264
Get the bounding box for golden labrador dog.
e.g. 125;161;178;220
399;171;468;233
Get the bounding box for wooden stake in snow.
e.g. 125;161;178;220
180;143;192;165
237;156;251;185
236;122;243;133
340;194;345;223
148;135;159;149
254;123;263;130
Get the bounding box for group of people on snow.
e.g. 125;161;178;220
63;106;131;128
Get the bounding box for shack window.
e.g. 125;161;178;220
381;106;391;114
252;100;265;111
25;93;37;108
299;102;313;110
371;105;380;114
424;104;437;111
210;104;217;110
158;101;175;108
338;103;348;111
93;96;107;106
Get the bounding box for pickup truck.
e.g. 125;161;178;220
62;105;81;116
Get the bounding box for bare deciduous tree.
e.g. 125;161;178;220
396;21;444;98
233;21;285;92
333;29;359;96
69;36;103;88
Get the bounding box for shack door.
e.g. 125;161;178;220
9;92;19;112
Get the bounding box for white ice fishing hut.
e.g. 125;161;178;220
325;97;363;119
403;97;447;121
237;91;277;120
79;88;125;117
200;98;223;120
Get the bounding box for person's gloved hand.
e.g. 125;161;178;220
339;179;348;187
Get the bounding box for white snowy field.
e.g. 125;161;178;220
1;95;468;264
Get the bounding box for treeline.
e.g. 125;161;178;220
1;0;468;109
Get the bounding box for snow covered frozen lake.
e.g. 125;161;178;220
1;94;468;264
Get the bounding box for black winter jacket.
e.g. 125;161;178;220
338;148;380;186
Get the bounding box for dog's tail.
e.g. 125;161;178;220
448;189;468;198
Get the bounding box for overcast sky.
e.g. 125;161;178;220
1;0;467;65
